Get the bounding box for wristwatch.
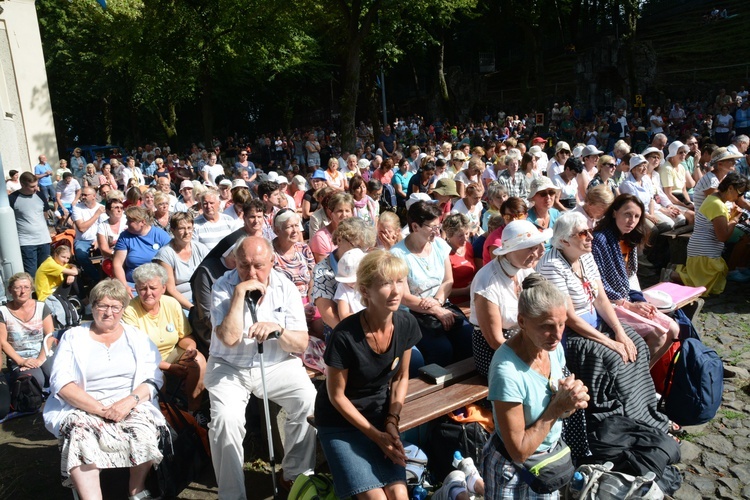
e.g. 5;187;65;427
130;393;140;404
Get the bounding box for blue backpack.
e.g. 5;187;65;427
659;338;723;426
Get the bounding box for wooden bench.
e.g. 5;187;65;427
306;357;487;431
659;227;693;266
400;358;488;432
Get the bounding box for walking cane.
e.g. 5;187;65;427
245;289;281;499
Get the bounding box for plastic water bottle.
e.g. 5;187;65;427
411;485;428;500
452;450;464;469
569;471;585;498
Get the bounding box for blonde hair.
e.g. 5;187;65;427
585;184;615;206
89;279;130;308
357;250;408;307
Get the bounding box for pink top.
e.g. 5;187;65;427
372;169;394;185
310;225;335;256
482;226;505;264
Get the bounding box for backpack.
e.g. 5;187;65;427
288;472;337;500
379;183;397;213
426;416;490;480
658;338;723;426
45;293;81;332
10;373;44;413
404;442;429;491
570;461;664;499
0;376;10;419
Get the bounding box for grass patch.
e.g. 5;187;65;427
682;432;706;443
720;409;745;420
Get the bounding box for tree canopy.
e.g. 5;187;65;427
36;0;725;151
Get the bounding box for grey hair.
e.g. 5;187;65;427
442;213;471;238
734;135;750;145
89;279;130;308
200;188;220;202
550;211;589;249
518;273;568;319
653;133;667;143
613;140;631;155
132;263;168;286
333;217;376;249
505;148;522;164
273;209;301;231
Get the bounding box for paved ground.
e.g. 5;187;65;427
1;281;749;499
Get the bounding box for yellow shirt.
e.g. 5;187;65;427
122;295;191;360
35;257;69;302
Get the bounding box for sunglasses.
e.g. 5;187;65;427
536;190;557;198
502;212;526;222
574;228;593;240
602;162;616;168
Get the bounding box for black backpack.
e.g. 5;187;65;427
10;373;44;413
0;376;10;419
426;416;489;480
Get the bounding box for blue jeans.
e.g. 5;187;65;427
39;184;55;209
20;244;51;279
414;316;474;367
74;239;99;283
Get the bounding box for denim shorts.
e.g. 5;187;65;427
317;425;406;498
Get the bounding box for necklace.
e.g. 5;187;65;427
362;312;393;354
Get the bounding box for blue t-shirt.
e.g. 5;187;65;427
488;343;566;453
390;237;450;299
392;171;413;205
527;207;561;251
35;164;53;186
114;227;172;282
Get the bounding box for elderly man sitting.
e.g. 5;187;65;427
205;236;316;499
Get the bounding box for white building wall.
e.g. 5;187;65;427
0;0;59;174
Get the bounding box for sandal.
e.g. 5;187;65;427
668;421;688;439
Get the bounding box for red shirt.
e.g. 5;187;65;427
449;242;476;305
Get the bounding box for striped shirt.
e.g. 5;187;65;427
193;214;242;251
687;195;727;259
693;172;719;211
536;249;600;317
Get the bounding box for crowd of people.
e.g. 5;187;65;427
2;84;748;499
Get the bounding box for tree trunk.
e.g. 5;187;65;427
340;40;363;153
438;41;449;104
156;102;178;140
201;68;214;150
103;93;113;145
335;0;381;152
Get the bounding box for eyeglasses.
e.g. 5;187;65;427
536;190;557;198
574;228;593;240
94;304;124;314
502;212;526;222
558;151;571;156
422;223;442;233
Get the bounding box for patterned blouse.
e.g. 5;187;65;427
273;241;315;296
